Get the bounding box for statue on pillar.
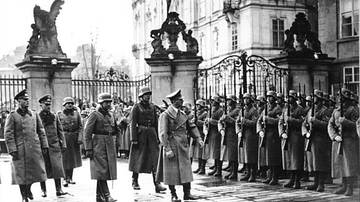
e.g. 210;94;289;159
160;12;186;52
25;0;67;59
182;30;199;54
150;29;165;55
281;12;322;58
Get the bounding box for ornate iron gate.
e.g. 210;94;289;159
196;53;288;101
0;75;27;110
72;67;151;106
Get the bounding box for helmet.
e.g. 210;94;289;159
138;86;152;97
98;93;112;103
196;99;205;107
63;97;74;106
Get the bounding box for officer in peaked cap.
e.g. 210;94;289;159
5;89;49;201
157;89;203;201
38;94;52;105
128;86;167;193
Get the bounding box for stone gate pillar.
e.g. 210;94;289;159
16;57;79;112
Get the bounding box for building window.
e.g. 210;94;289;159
272;19;285;47
344;66;359;83
199;33;205;56
231;24;238;51
214;27;219;52
340;0;359;37
200;0;206;18
212;0;220;12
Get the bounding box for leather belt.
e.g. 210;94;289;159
94;131;115;136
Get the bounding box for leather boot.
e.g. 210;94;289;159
240;164;250;181
306;171;319;190
248;164;256;182
269;166;279;185
316;171;326;192
301;171;309;181
55;179;68;196
40;181;47;197
183;183;197;200
96;181;105;202
229;162;238;180
213;160;222;177
224;161;233;179
345;177;354;196
26;184;33;200
152;172;166;193
262;168;272;183
198;159;206;174
238;164;246;173
222;163;231;171
293;170;302;189
207;160;217;175
334;177;347;194
169;185;181;202
193;159;202;173
132;173;140;190
66;169;76;184
20;185;29;202
100;180;117;202
283;171;295;188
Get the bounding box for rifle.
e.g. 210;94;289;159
238;87;244;147
259;79;267;148
305;88;315;152
220;82;227;146
338;92;343;155
203;85;211;143
282;88;290;151
193;78;197;124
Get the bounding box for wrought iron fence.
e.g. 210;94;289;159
72;67;151;107
0;75;27;111
196;53;288;101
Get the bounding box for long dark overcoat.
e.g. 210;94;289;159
301;104;330;172
58;109;83;169
190;110;207;159
207;107;223;160
328;105;359;178
84;106;118;180
256;106;266;166
236;104;258;164
5;108;49;184
221;106;239;161
156;106;201;185
39;110;67;179
257;104;282;166
279;104;305;170
128;101;160;173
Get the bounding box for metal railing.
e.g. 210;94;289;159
0;75;27;111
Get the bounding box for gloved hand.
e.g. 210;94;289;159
165;150;174;159
198;139;204;148
220;129;225;137
259;131;265;138
281;133;288;139
85;150;93;159
334;135;342;142
305;132;311;138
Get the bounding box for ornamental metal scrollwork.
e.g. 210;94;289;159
93;67;130;81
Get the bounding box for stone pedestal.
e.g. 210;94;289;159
15;57;79;112
270;54;335;95
145;55;203;106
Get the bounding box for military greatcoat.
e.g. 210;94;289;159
302;104;331;172
39;110;67;179
236;104;259;164
84;106;118;180
328;105;359;178
58;108;83;169
128;101;160;173
190;109;207;159
156;106;201;185
5;108;49;185
221;106;239;161
279;104;305;170
207;107;223;160
257;104;283;166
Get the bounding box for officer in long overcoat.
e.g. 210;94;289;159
37;94;68;197
156;89;204;202
302;90;331;192
4;89;49;202
328;88;359;196
192;99;207;175
205;95;223;177
57;97;83;187
219;94;239;180
236;93;259;182
279;90;306;189
84;92;118;202
257;91;283;185
128;86;166;193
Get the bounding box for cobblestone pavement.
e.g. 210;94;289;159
0;155;359;202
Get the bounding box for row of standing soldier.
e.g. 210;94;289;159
189;87;359;197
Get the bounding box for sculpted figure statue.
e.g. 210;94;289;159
150;29;165;55
182;30;198;54
25;0;66;58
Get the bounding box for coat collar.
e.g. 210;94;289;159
16;108;32;116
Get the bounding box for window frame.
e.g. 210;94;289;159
231;23;238;51
343;66;360;83
272;18;285;48
340;0;359;38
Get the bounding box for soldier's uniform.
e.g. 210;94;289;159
328;88;359;196
4;89;49;201
279;90;306;189
84;93;118;202
57;97;83;186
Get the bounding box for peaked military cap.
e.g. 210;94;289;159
38;94;52;104
166;89;183;101
14;89;29;101
98;93;112;103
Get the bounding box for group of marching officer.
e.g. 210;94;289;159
190;87;359;197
